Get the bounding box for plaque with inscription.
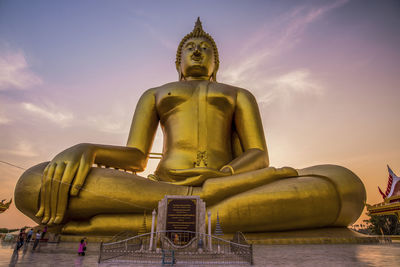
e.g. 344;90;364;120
166;198;196;245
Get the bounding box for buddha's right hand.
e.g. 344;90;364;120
35;143;96;225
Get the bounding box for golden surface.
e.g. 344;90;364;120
14;18;366;235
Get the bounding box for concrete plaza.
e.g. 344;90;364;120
1;241;400;266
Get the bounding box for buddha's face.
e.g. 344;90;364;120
180;37;215;80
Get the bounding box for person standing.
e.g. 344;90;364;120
78;238;87;256
32;230;41;251
15;229;25;251
41;226;47;239
26;229;33;243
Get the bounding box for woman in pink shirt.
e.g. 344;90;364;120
78;238;87;256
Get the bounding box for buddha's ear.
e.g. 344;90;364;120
179;69;185;81
210;71;217;82
177;67;183;81
176;62;184;81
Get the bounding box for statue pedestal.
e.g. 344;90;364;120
238;227;381;245
58;227;382;244
156;195;206;251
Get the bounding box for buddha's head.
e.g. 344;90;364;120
176;18;220;81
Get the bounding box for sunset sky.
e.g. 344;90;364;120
0;0;399;228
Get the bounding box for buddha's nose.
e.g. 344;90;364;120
193;47;202;56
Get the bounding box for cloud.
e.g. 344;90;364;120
143;23;176;51
280;0;348;46
21;102;73;127
0;49;42;90
0;114;11;124
219;1;346;103
0;140;38;158
220;0;348;81
270;69;322;94
86;115;128;134
85;105;131;134
258;69;323;105
128;8;176;51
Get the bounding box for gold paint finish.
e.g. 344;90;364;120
14;18;366;235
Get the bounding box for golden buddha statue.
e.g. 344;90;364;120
14;18;366;236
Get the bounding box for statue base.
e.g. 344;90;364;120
58;227;383;244
240;227;382;244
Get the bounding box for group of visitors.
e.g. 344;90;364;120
14;226;48;251
14;227;88;256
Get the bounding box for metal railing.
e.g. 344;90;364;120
98;230;252;265
107;230;137;243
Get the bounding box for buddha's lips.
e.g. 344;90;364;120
191;55;203;62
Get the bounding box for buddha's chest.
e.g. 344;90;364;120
155;82;236;120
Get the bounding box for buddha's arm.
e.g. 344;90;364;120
94;87;160;172
220;89;269;174
196;166;298;206
126;88;159;155
79;88;160;172
94;145;146;171
37;88;159;225
194;90;293;204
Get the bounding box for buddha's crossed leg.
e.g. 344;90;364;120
15;163;365;235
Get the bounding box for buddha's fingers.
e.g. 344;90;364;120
48;163;66;225
35;165;49;218
170;175;206;186
70;152;94;196
170;168;228;178
54;163;78;224
276;166;298;177
42;164;56;224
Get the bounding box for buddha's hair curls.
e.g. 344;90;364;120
175;17;220;81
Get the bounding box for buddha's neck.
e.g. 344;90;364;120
184;76;210;81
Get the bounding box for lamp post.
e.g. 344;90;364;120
149;209;156;251
208;211;212;251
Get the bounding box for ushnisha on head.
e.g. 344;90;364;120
176;17;220;81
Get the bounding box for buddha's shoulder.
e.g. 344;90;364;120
213;82;255;97
141;82;187;93
138;83;176;96
158;81;182;88
141;81;255;96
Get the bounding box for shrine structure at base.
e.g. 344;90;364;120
367;166;400;222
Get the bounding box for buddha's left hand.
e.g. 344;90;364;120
169;167;231;186
170;167;230;178
35;143;96;225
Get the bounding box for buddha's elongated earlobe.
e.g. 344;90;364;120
211;71;217;82
179;69;185;81
208;71;216;82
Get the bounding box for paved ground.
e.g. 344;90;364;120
2;241;400;266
